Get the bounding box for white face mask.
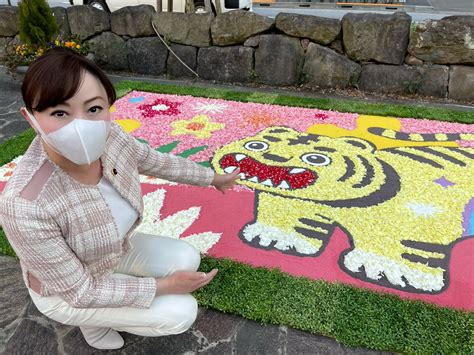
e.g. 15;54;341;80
26;110;111;166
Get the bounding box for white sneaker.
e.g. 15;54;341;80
79;326;124;350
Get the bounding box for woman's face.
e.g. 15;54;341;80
21;70;111;134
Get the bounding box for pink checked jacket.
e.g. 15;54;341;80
0;122;214;309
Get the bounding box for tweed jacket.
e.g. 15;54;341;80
0;121;214;309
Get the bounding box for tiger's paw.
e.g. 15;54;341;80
342;248;445;293
241;222;320;256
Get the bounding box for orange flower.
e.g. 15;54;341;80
242;111;279;129
187;122;206;131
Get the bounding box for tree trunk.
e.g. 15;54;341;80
156;0;162;12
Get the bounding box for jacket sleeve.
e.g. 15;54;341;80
116;123;215;186
0;196;157;309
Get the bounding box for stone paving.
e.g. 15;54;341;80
0;255;388;354
5;67;471;354
0;74;28;146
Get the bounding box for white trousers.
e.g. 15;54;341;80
29;232;201;337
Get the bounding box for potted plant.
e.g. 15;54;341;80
1;0;88;78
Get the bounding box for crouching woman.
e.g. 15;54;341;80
0;47;239;350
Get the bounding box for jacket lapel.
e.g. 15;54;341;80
101;128;144;220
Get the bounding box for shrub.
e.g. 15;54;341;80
18;0;59;47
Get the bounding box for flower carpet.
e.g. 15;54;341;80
1;85;473;353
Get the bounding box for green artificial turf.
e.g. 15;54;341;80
0;81;473;353
197;257;474;354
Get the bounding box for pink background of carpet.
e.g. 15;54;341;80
2;92;473;312
141;182;473;312
1;178;472;311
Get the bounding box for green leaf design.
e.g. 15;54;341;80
178;145;208;158
135;138;149;145
197;161;210;167
155;140;180;153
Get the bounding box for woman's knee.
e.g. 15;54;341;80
174;241;200;272
128;233;201;274
150;295;198;335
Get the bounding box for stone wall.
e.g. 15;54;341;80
1;5;473;102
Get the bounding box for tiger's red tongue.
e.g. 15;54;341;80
220;154;316;189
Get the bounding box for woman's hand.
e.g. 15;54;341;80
211;168;241;193
155;269;218;296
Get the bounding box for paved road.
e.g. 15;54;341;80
251;0;474;21
428;0;473;11
0;75;28;145
252;6;473;22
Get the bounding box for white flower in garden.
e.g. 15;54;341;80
139;175;178;185
136;188;221;254
405;202;441;218
344;248;444;292
193;102;228;114
152;104;170;111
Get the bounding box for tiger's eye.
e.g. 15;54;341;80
244;141;269;152
301;153;331;166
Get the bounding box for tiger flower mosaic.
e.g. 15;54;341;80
211;126;474;294
1;92;473;306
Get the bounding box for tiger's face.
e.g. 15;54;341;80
212;126;386;201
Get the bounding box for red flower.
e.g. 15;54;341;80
314;112;329;120
138;98;181;117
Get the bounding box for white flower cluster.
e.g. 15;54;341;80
405;201;442;218
136;188;221;254
344;248;444;292
139;175;177;185
242;221;319;255
152;104;170;111
193;102;228;114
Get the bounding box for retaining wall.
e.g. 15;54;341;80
1;6;473;102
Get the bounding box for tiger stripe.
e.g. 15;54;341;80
338;156;356;182
368;127;468;143
294;227;329;241
408;133;424;142
445;147;474;160
353;155;375;188
415;147;467;167
385;148;444;169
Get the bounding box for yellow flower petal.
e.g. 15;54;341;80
170;115;224;139
193;114;211;123
115;119;141;133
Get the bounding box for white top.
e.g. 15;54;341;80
97;176;139;239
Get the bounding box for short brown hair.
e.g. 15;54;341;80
22;47;116;113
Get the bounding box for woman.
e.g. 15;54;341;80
0;47;240;350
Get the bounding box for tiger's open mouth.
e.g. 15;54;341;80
219;153;317;190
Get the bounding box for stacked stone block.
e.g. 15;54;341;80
0;5;473;102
